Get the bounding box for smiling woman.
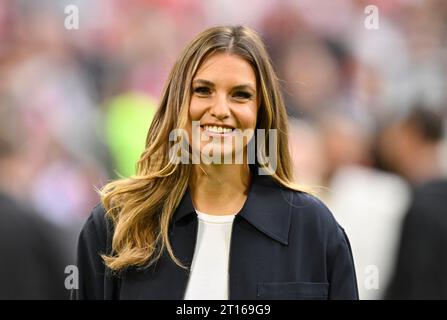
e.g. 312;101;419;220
75;25;359;300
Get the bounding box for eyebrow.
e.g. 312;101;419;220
192;79;256;93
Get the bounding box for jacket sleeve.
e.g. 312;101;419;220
72;204;115;300
327;224;359;300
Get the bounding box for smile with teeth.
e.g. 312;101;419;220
202;125;234;134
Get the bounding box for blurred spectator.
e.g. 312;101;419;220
277;36;346;120
381;107;447;299
377;107;445;186
316;112;410;299
0;194;69;299
0;98;70;299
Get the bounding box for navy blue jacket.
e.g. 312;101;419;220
75;169;358;300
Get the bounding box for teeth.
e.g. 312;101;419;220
203;125;233;133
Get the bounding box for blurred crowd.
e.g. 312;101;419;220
0;0;446;299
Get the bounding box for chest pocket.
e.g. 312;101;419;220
256;282;329;300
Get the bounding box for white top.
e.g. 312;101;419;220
183;210;236;300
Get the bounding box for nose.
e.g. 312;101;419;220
209;93;230;120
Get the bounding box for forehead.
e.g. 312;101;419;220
193;53;256;86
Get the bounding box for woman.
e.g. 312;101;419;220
76;25;358;300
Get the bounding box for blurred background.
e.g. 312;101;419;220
0;0;446;299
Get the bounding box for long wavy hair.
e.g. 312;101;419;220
100;25;304;272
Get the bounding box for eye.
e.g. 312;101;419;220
232;91;253;101
193;86;212;96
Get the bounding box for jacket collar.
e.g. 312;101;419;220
173;165;292;245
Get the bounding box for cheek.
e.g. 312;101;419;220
188;97;206;121
236;103;258;129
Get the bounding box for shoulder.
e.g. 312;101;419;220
79;203;111;252
83;203;107;231
287;189;339;228
283;189;347;247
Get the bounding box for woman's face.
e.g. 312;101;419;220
186;53;259;163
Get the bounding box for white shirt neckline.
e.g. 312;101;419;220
195;210;237;224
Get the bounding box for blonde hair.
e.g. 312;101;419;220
100;25;305;272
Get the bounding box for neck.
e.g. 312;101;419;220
408;145;443;186
189;164;252;215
